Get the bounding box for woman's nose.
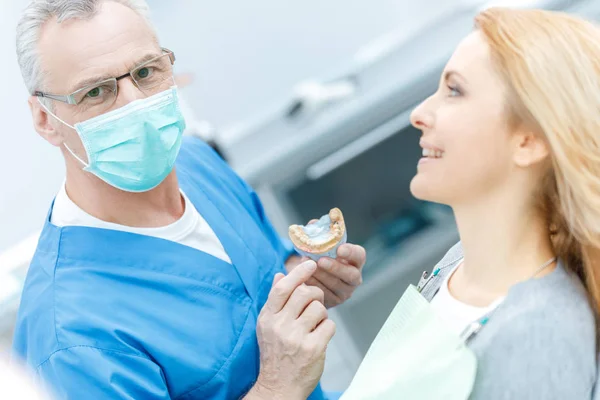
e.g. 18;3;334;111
410;97;434;130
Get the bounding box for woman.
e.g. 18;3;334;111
341;7;600;400
414;6;600;398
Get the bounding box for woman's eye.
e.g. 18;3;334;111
447;85;461;97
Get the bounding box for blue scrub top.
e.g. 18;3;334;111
13;137;329;400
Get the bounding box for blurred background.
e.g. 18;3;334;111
1;0;599;392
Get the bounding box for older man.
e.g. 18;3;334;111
13;1;366;399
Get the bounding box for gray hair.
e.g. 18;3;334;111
16;0;152;100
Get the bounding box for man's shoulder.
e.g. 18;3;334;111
176;136;255;205
13;251;59;367
177;136;229;173
15;236;157;368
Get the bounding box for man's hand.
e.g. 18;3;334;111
285;243;366;309
246;260;336;400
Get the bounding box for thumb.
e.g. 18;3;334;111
267;261;317;313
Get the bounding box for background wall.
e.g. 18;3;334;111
0;0;458;251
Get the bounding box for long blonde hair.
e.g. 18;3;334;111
475;7;600;312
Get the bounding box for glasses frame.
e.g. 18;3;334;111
34;47;176;105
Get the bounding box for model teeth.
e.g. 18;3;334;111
422;149;443;158
288;208;346;254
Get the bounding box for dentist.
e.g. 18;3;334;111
12;1;366;399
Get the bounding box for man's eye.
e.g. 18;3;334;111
136;67;152;79
86;87;102;98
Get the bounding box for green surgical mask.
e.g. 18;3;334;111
40;87;186;193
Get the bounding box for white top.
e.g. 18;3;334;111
50;184;232;264
430;262;503;336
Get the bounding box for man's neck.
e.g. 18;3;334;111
451;189;555;303
64;169;185;228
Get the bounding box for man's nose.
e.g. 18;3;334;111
114;77;145;108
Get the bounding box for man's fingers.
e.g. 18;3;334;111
317;258;363;286
310;319;337;347
306;277;342;307
312;268;355;301
272;273;285;287
266;261;317;313
336;244;367;269
284;284;325;319
298;300;328;332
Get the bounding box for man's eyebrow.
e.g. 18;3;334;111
70;52;164;93
128;51;164;69
70;75;114;93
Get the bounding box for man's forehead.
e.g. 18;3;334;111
37;1;160;92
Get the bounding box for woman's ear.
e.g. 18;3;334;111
513;130;550;168
28;97;66;147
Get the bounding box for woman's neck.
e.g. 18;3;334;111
450;190;556;305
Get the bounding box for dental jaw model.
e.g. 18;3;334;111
288;208;347;261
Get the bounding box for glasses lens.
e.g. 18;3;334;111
132;53;174;94
75;79;118;115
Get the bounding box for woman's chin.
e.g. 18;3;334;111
410;175;442;203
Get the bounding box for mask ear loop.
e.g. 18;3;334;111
37;98;90;167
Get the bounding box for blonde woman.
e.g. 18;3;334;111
329;7;600;400
414;7;599;399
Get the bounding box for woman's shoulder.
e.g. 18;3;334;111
505;260;595;333
470;261;597;399
429;242;596;345
433;242;595;327
484;259;596;349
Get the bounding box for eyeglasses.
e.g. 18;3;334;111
34;48;176;115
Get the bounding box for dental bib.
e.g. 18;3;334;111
340;285;477;400
288;208;347;260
